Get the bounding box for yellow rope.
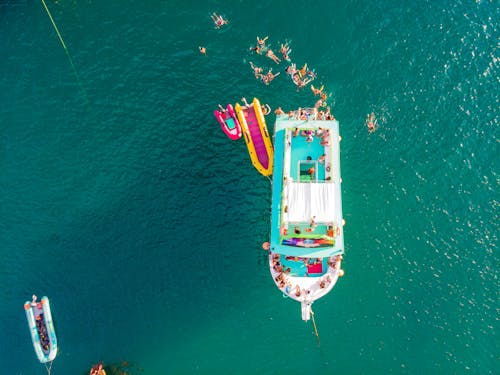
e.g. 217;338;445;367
45;360;53;375
311;308;321;347
40;0;68;50
40;0;86;99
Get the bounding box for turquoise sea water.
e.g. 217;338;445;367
1;0;498;374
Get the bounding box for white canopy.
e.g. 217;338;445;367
284;182;335;223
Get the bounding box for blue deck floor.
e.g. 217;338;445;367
289;131;326;181
279;255;328;277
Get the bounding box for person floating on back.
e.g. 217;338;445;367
211;12;228;29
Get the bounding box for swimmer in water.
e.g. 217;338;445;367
261;103;271;115
257;36;269;47
249;45;264;55
366;112;377;132
311;84;324;96
298;63;308;77
266;49;281;64
199;46;206;55
250;36;268;55
263;68;280;84
211;12;228;29
280;41;292;61
249;61;263;79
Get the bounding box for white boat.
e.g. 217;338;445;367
24;296;58;363
269;108;345;321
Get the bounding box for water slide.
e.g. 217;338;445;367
235;98;274;176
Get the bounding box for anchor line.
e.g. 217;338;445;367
45;360;53;375
311;307;321;347
40;0;86;100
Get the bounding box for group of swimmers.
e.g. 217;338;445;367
202;15;339;120
248;36;287;85
249;62;280;85
284;62;318;90
248;36;321;91
250;37;292;64
249;36;287;64
204;13;378;132
247;35;344;124
247;35;339;116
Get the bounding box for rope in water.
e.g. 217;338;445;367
40;0;86;98
311;307;321;347
40;0;68;51
45;360;53;375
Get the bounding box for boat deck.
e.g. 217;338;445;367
270;116;343;259
225;117;237;129
280;255;328;277
268;111;345;311
269;253;343;302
